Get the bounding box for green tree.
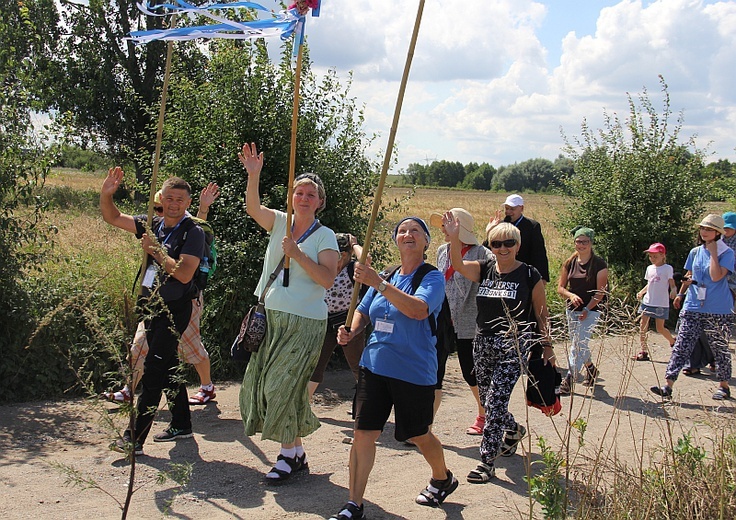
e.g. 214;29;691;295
701;158;735;202
159;40;380;365
35;1;208;184
561;76;706;292
0;2;59;398
460;162;496;190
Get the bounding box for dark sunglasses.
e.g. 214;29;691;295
490;239;517;249
154;206;164;214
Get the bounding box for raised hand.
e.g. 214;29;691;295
238;142;264;176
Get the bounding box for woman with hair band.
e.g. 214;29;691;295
238;142;339;482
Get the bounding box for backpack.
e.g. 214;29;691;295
181;216;217;292
380;263;450;341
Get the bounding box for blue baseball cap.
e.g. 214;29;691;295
722;211;736;231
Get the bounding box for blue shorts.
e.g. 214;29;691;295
639;303;669;320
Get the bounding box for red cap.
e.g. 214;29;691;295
644;243;666;254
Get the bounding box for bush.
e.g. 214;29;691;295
560;76;707;297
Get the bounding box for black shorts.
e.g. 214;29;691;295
354;367;435;442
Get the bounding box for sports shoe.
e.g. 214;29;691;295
713;387;731;401
102;387;132;403
111;434;143;456
650;385;672;399
153;426;193;442
466;415;485;435
189;385;216;404
500;424;526;457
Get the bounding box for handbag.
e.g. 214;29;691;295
231;263;281;359
231;220;323;359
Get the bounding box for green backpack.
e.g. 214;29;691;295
183;216;217;292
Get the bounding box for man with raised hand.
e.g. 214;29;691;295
484;194;550;283
101;168;204;455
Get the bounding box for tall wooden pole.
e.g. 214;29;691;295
137;15;177;296
345;0;426;328
283;36;305;287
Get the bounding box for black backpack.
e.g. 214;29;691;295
379;263;452;347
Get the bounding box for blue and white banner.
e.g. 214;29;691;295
126;1;319;45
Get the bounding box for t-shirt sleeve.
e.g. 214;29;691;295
477;257;493;281
413;269;446;315
133;215;150;239
182;224;205;259
665;264;674;280
316;227;339;254
684;248;696;271
529;266;542;288
357;288;376;316
720;248;736;274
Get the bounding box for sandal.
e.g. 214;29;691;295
633;351;649;361
264;453;306;483
582;363;599;386
329;501;364;520
415;470;458;507
713;387;731;401
559;374;572;395
101;387;132;403
467;462;495;484
466;415;485;435
682;367;700;376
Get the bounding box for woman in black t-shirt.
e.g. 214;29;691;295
556;226;608;394
442;216;554;485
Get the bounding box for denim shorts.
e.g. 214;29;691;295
639;303;669;320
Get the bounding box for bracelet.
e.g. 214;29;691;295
677;294;685;298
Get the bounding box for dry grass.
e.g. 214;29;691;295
46;168;107;191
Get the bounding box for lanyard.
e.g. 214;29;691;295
157;216;186;248
293;218;319;244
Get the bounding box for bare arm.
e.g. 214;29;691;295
239;142;276;231
588;268;609;309
283;238;339;289
354;261;431;320
636;282;649;300
141;234;199;284
196;182;220;220
673;270;692;310
442;211;481;282
706;241;729;281
100;167;137;233
337;310;369;345
531;279;555;365
556;264;582;306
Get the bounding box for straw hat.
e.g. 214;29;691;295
430;208;478;245
698;214;725;235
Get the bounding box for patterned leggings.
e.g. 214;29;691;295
666;311;732;382
473;333;530;465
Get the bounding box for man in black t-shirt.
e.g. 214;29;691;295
101;168;205;455
484;194;550;283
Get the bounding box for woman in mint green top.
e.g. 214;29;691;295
238;142;339;483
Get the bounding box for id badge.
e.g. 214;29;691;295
375;318;395;334
696;285;707;300
142;264;158;289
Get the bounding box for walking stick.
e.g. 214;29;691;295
283;39;305;287
138;15;177;296
345;0;426;329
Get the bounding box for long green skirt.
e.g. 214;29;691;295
239;309;325;443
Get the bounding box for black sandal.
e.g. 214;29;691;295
415;470;458;507
264;453;306;483
467;462;495;484
329;501;364;520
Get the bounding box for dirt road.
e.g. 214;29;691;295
0;335;733;519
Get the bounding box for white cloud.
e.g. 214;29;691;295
304;0;736;169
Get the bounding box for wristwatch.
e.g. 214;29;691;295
377;280;388;293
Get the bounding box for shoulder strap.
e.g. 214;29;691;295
258;222;324;304
412;263;439;336
347;259;356;284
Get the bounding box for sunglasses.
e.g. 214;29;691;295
490;239;517;249
154;206;164;214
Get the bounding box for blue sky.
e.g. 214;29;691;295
293;0;736;172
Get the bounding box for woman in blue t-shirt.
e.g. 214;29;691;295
330;217;457;520
651;214;734;401
442;216;554;485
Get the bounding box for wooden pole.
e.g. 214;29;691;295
283;36;305;287
138;15;177;296
345;0;426;329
